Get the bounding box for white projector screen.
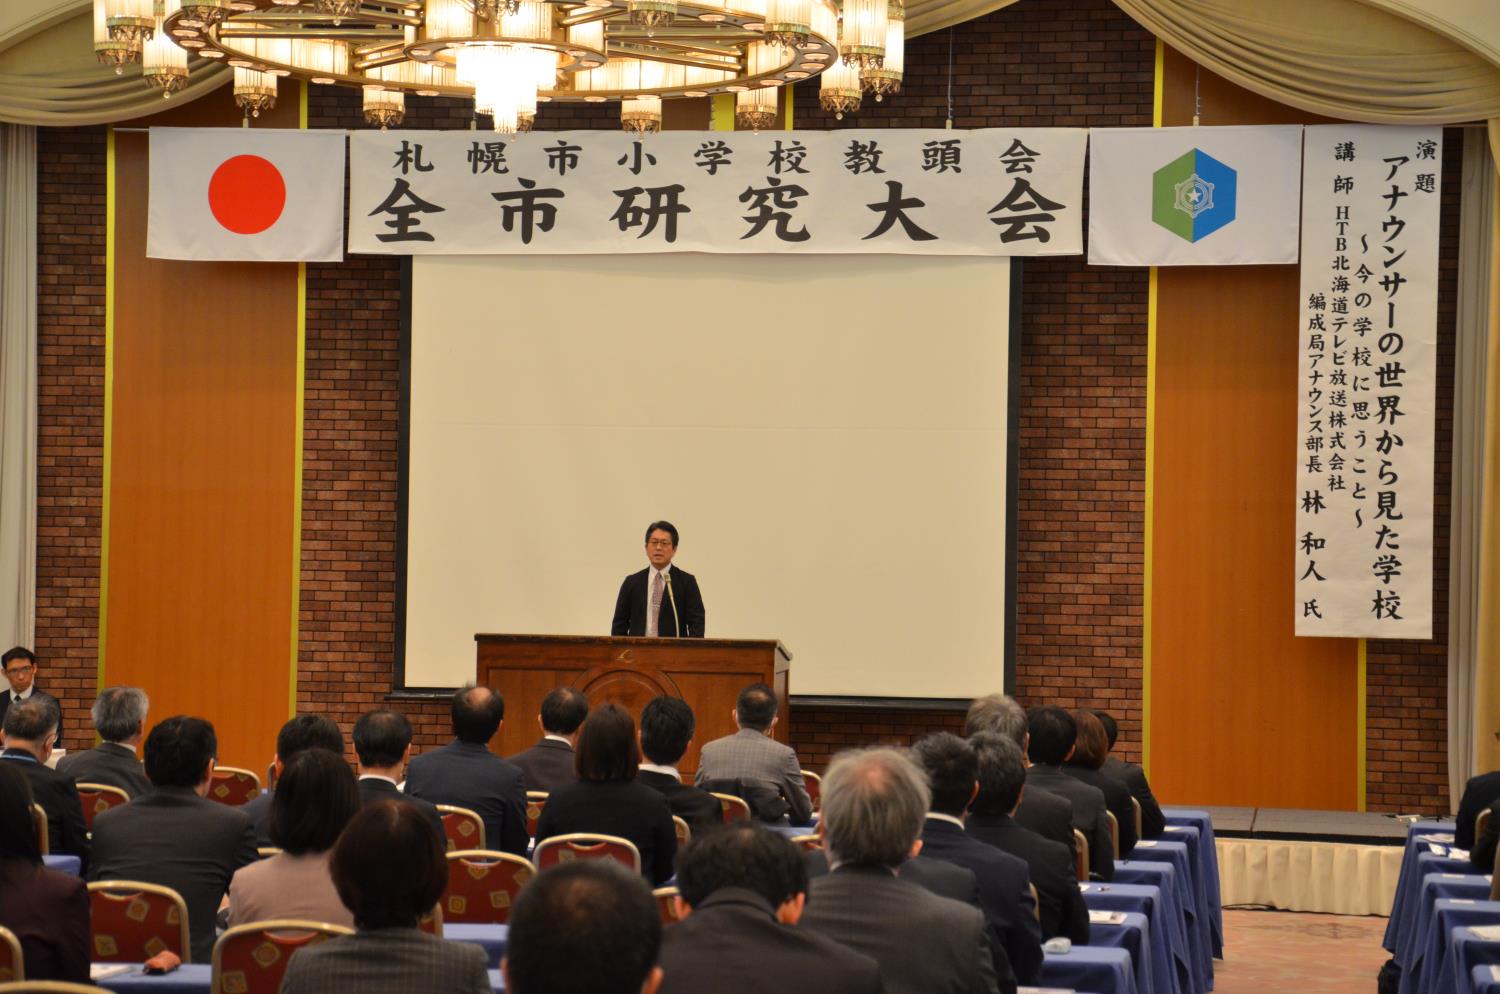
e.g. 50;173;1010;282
402;253;1013;699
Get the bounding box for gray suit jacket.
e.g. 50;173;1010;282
280;927;491;994
799;865;1005;994
1025;764;1113;880
56;742;152;799
695;728;813;825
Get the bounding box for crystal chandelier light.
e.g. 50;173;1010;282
762;0;810;49
105;0;156;48
837;0;885;69
142;0;190;95
93;0;138;74
232;65;277;114
818;53;859;118
861;0;902;99
362;84;406;128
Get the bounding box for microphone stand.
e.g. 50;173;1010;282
665;572;683;637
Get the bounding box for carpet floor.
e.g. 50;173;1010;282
1210;908;1389;994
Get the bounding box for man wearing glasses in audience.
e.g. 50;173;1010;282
1;647;62;740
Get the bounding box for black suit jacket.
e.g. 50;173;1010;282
1013;785;1076;859
800;865;1006;994
920;818;1043;986
358;778;448;850
1103;756;1166;840
56;742;152;799
637;769;722;837
89;786;258;963
1471;798;1500;873
242;789;275;848
505;737;577;793
1065;764;1138;858
611;565;706;638
804;849;983;909
658;887;883;994
966;811;1090;944
1457;771;1500;850
405;740;530;856
1;751;89;872
0;688;62;739
1026;765;1113;880
0;859;90;982
535;778;678;884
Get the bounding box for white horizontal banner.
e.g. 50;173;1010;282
347;128;1087;256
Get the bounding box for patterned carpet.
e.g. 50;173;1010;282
1212;909;1390;994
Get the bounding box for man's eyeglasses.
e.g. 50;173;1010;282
646;539;674;548
3;664;33;676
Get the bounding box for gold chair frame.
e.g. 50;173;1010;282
436;804;487;852
0;925;23;983
1072;829;1089;882
533;832;643;873
710;793;752;824
1105;810;1120;861
28;805;47;856
87;880;193;963
210;919;354;994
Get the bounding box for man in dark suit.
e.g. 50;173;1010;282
797;747;1008;994
1;647;62;741
56;687;152;798
89;715;258;963
352;708;446;845
967;733;1090;944
1025;707;1113;881
659;821;882;994
1091;709;1166;840
239;714;345;847
965;695;1076;857
406;685;529;856
611;520;706;638
505;686;588;792
805;844;986;908
1457;765;1500;850
913;733;1043;986
1;698;88;871
636;695;721;836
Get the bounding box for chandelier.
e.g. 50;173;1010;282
90;0;905;130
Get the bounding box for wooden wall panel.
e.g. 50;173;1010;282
105;87;301;769
1148;47;1359;809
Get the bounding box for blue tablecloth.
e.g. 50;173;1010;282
1084;881;1189;994
1425;901;1500;994
1471;963;1500;994
1385;820;1458;956
44;853;81;875
1121;839;1211;993
1400;872;1495;985
96;964;507;992
1449;928;1500;994
1091;911;1155;994
1162;808;1223;958
1040;943;1138;994
1113;858;1200;994
1394;851;1479;969
447;923;509;969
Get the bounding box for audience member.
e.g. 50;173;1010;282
659;821;881;994
804;835;987;907
967;733;1089;944
1090;709;1165;840
1456;757;1500;851
0;762;89;982
406;685;529;855
280;800;490;994
56;686;152;798
352;709;446;844
242;714;345;847
506;687;589;792
1;698;88;870
1470;797;1499;873
0;647;62;738
797;747;1008;994
636;695;722;836
1025;707;1113;880
965;695;1076;856
534;702;677;884
913;732;1043;986
90;716;258;963
1064;710;1138;858
695;683;813;825
505;860;662;994
228;748;359;927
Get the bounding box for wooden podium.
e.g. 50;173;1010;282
476;634;792;776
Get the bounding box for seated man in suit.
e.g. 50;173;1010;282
659;821;882;994
241;713;345;847
352;709;446;846
1089;709;1165;840
636;695;722;836
0;647;62;740
965;695;1076;859
1471;797;1500;873
913;732;1043;986
1457;757;1500;851
406;684;529;856
1025;707;1113;881
505;686;589;792
611;520;706;638
966;733;1090;944
89;715;258;963
695;683;812;826
1;698;88;870
505;860;663;994
56;686;152;798
796;747;1008;994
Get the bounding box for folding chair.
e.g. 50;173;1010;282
436;804;486;852
75;784;130;833
710;793;751;825
88;881;192;963
210;919;353;994
525;792;548;838
443;850;535;924
207;767;261;807
533;833;642;874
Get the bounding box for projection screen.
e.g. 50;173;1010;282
402;253;1014;699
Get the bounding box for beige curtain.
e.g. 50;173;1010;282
1476;119;1500;776
0;123;36;650
907;0;1019;39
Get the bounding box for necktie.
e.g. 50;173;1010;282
648;571;664;637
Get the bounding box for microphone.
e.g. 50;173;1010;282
664;572;682;637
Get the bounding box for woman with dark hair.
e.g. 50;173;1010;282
1063;710;1138;858
280;800;490;994
228;747;359;926
0;762;89;981
533;702;677;884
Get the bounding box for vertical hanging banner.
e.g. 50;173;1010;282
1294;125;1442;638
346;129;1087;256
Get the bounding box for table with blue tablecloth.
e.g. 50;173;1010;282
1040;943;1138;994
1423;901;1500;994
95;964;508;993
1111;859;1196;994
1447;926;1500;994
44;853;80;875
1162;808;1223;959
1384;820;1458;956
1084;881;1189;994
1394;851;1479;971
1090;910;1155;994
1471;963;1500;994
447;923;509;969
1120;839;1211;993
1399;871;1495;989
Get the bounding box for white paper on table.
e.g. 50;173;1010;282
1089;911;1128;925
1469;925;1500;940
1417;833;1457;844
91;965;133;980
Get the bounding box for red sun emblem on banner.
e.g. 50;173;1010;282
207;154;287;235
